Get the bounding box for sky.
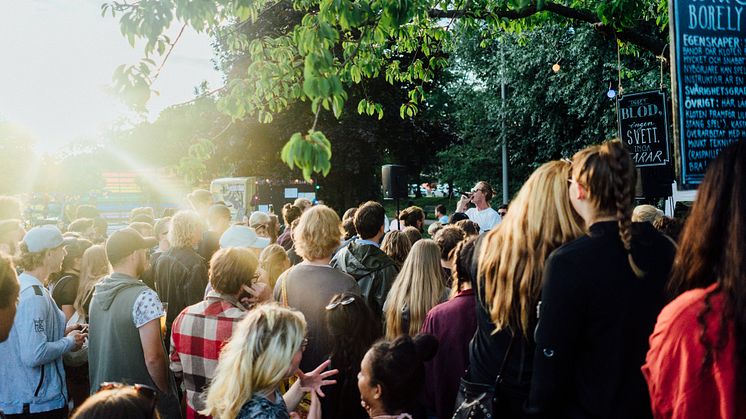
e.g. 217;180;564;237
0;0;223;153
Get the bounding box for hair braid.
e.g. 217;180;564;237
601;141;643;277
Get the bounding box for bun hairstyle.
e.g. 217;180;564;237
572;139;642;277
367;334;438;413
398;206;425;228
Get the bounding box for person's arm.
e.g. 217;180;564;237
525;253;584;415
17;296;77;367
61;305;75;320
169;316;183;379
187;262;209;304
139;319;171;394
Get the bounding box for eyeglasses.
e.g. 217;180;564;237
301;337;309;352
97;382;158;417
498;211;507;217
325;296;355;310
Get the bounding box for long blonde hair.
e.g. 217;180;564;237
384;239;444;339
479;160;584;336
74;245;110;319
202;303;306;419
258;244;289;290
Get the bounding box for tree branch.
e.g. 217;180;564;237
428;2;667;57
151;23;187;85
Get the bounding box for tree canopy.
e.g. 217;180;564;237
105;0;669;180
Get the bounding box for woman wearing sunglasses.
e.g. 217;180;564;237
202;303;338;419
323;293;380;419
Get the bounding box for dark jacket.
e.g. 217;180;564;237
152;247;208;343
527;221;676;419
330;239;398;324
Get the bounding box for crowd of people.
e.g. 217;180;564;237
0;138;744;419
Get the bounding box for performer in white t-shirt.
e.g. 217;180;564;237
456;181;501;233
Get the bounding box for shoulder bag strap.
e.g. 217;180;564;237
495;333;516;386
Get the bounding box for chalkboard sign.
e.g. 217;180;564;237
670;0;746;188
618;90;671;168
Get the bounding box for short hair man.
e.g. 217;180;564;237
435;204;449;224
198;204;232;262
88;228;179;417
456;181;501;233
152;210;208;348
0;226;86;417
331;201;398;325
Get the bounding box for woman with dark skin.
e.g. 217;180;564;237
357;334;437;419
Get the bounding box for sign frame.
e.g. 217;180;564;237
617;89;672;168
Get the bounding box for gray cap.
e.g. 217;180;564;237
22;225;64;253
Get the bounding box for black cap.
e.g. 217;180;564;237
106;228;158;264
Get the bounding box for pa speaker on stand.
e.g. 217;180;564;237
382;165;408;230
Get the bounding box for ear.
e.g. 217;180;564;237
379;224;385;235
576;183;588;201
373;383;383;400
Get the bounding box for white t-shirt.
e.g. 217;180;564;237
465;207;501;233
132;289;165;328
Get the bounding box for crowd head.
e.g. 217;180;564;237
358;334;438;417
208;247;259;296
380;230;411;269
168;210;203;249
384;239;444;338
480;159;584;333
354;201;386;240
294;205;342;261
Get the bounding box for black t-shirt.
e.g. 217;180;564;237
197;231;221;264
52;274;80;308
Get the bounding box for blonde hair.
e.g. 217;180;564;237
202;304;306;419
632;204;663;223
259;244;290;290
384;239;444;339
168;210;203;248
294;205;342;261
479;160;585;336
74;245;109;318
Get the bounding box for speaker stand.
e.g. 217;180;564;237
395;198;401;230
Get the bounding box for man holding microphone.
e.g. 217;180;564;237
456;181;501;233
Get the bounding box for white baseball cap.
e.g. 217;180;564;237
219;225;270;250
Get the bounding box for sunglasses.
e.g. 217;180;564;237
97;382;158;416
325;296;355;310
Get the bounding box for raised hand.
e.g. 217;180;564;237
297;359;338;397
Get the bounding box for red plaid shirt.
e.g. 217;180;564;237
170;291;247;419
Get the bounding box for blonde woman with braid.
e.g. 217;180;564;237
526;140;676;418
464;160;584;418
383;239;447;339
202;304;338;419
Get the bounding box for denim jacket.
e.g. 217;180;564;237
0;272;75;415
